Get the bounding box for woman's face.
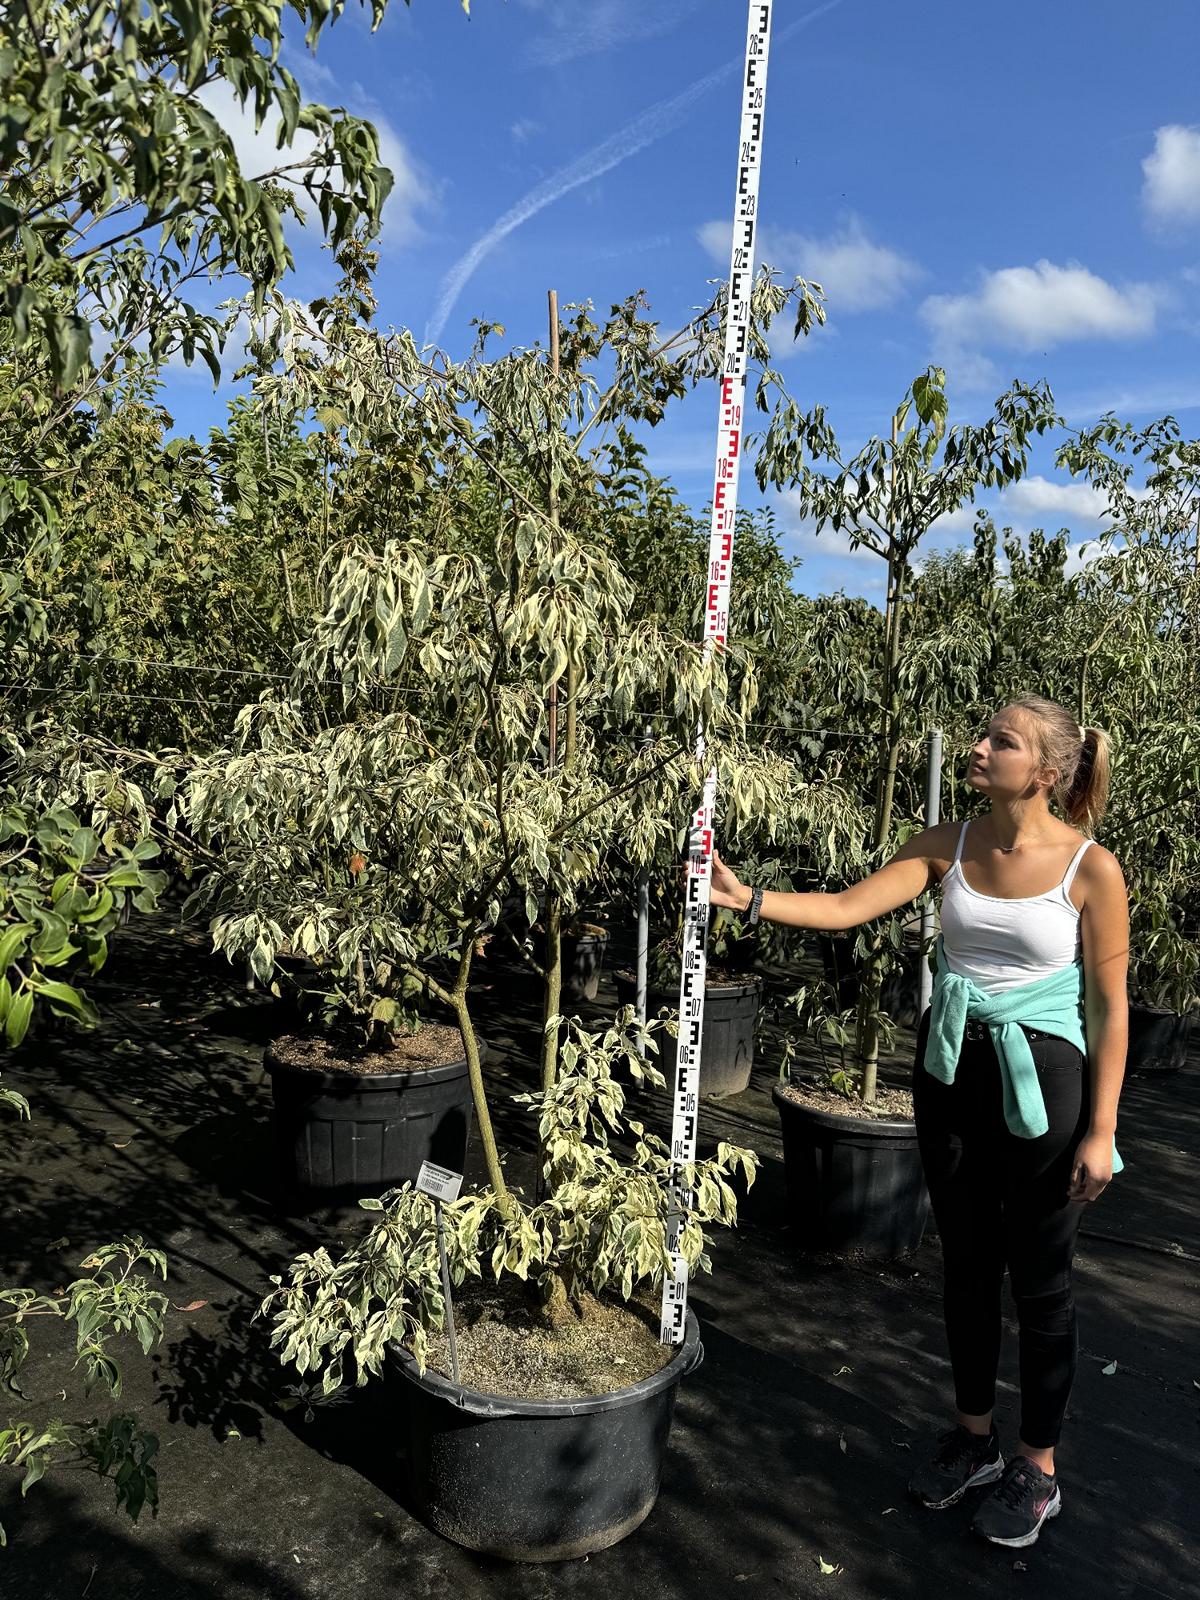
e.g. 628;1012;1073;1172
968;711;1051;799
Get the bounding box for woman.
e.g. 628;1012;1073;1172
709;694;1128;1550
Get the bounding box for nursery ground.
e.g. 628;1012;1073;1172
0;919;1196;1600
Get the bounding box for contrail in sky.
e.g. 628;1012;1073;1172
424;0;845;346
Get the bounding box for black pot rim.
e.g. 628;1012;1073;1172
385;1307;701;1418
1129;1003;1193;1022
772;1081;917;1136
264;1037;474;1089
615;970;763;999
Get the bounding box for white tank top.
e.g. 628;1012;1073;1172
939;821;1091;994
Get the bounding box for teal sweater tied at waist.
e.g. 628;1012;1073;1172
925;937;1123;1174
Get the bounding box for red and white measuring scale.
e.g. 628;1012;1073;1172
660;0;775;1344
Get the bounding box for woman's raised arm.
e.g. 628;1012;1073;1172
710;824;953;932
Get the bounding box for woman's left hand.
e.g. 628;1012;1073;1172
1069;1131;1114;1203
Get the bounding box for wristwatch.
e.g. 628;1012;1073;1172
745;886;764;927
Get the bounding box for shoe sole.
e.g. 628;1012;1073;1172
910;1455;1006;1510
976;1486;1063;1547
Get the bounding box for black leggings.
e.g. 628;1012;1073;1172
912;1009;1092;1449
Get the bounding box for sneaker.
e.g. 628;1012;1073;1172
970;1455;1062;1547
907;1424;1005;1509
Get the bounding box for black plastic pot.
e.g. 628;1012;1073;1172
264;1042;475;1201
772;1083;929;1259
1127;1005;1193;1074
615;971;762;1097
560;928;609;1003
385;1310;703;1561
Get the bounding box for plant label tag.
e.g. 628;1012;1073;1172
416;1162;463;1203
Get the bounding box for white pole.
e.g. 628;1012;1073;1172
918;727;943;1018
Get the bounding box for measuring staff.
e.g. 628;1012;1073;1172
660;0;775;1346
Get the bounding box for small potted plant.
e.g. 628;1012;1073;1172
183;838;477;1206
259;1009;755;1560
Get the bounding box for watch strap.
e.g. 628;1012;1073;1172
747;886;765;926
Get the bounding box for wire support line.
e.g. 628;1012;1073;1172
0;679;884;741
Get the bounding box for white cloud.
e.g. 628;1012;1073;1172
1142;125;1200;227
1000;477;1113;524
927;504;984;537
1061;540;1108;577
699;214;921;312
777;490;879;563
510;118;541;145
922;260;1160;352
196;80;428;248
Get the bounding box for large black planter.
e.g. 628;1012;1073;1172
264;1041;474;1201
615;971;762;1097
560;927;609;1003
385;1311;703;1561
772;1083;929;1258
1127;1006;1193;1074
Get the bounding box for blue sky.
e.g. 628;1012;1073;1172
163;0;1200;602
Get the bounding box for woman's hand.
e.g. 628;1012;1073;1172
709;848;751;913
1068;1130;1114;1203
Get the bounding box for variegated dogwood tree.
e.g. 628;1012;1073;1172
183;268;866;1341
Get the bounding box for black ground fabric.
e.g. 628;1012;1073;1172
0;918;1195;1599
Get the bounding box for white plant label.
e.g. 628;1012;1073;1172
416;1161;464;1203
661;0;774;1345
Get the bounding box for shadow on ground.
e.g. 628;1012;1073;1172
0;917;1195;1599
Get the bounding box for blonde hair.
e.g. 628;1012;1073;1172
1002;694;1111;836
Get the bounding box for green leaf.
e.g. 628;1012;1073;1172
5;989;33;1049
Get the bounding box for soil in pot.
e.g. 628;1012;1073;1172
420;1278;672;1400
268;1024;468;1074
776;1078;915;1120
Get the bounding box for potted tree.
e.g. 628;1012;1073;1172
259;1009;755;1560
754;367;1061;1256
188;270;829;1554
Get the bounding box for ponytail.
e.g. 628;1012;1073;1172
1063;725;1111;835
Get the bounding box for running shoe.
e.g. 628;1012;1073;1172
970;1455;1062;1547
907;1424;1005;1509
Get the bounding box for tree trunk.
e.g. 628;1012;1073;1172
856;505;908;1106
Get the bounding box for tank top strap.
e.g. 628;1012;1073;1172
1061;838;1093;895
952;820;970;867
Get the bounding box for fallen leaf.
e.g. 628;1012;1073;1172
1101;1360;1117;1375
112;1140;133;1149
838;1433;847;1454
172;1300;208;1313
818;1557;837;1575
292;1554;300;1564
890;1437;911;1450
372;1512;384;1519
1013;1560;1028;1571
46;1237;70;1251
882;1507;898;1516
833;1365;852;1377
